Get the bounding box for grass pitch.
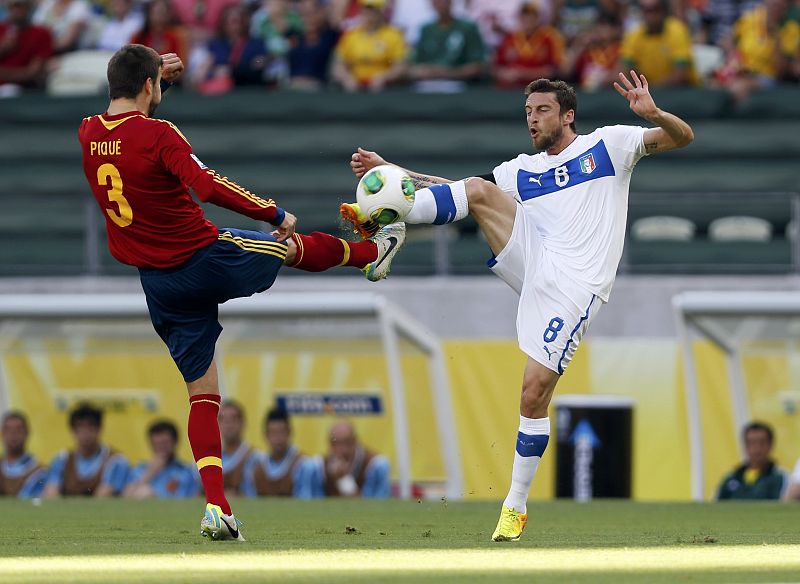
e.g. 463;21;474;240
2;498;799;583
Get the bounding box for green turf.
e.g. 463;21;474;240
2;499;799;583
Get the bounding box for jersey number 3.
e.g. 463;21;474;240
97;163;133;227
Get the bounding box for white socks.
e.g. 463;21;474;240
406;180;469;225
502;416;550;513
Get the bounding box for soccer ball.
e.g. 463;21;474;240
356;165;416;225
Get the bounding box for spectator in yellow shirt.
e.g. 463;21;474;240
620;0;695;86
331;0;407;92
732;0;800;84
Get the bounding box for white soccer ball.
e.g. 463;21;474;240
355;164;416;225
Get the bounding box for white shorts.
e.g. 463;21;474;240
489;206;603;374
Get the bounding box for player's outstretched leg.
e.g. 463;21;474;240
492;358;559;542
186;362;246;541
341;178;515;256
287;225;405;281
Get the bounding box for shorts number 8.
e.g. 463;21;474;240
543;317;565;343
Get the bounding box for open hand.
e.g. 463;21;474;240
614;70;659;120
272;211;297;243
160;53;184;84
350;147;387;178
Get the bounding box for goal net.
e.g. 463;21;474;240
0;293;462;500
673;291;800;500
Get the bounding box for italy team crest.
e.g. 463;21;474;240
579;153;596;174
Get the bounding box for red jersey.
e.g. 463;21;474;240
79;111;283;269
0;23;53;83
494;28;564;89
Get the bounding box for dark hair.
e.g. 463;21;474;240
216;4;248;40
148;419;179;442
1;410;29;432
69;403;102;429
140;0;178;38
107;44;162;100
524;78;577;132
743;421;774;444
265;407;290;428
220;400;245;421
596;13;622;27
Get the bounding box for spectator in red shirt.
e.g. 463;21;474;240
563;14;622;91
0;0;54;88
493;1;564;89
131;0;187;66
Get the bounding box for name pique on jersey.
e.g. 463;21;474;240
516;140;615;201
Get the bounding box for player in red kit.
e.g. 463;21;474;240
78;44;405;541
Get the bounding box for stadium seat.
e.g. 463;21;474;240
631;216;696;241
708;216;773;242
47;50;115;97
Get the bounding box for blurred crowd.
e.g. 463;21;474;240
2;0;800;97
0;404;391;499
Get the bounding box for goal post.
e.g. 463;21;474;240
0;293;463;500
672;291;800;501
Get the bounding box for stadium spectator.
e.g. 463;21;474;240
328;0;361;30
721;0;800;96
241;407;314;497
130;0;187;65
287;0;340;89
250;0;303;85
218;401;254;496
43;404;129;497
0;411;47;498
32;0;92;54
94;0;143;51
492;1;563;89
562;14;622;90
409;0;486;92
331;0;406;92
785;457;800;501
319;420;390;498
465;0;536;49
716;421;788;500
0;0;53;90
192;4;268;93
701;0;761;46
124;420;199;498
620;0;696;87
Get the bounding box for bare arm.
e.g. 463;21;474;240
614;69;694;154
350;147;454;188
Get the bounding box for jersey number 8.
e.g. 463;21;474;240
543;317;565;343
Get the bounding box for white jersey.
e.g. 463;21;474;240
492;125;648;302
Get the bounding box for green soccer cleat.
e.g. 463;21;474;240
491;505;528;542
340;202;381;240
363;223;406;282
200;503;246;542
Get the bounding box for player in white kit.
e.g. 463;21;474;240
341;71;694;541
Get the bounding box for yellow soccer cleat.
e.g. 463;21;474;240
340;202;380;240
200;503;246;542
491;505;528;542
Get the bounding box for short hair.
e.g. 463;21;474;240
743;421;774;444
1;410;29;432
148;419;179;443
524;79;577;132
107;44;162;100
220;400;245;421
264;407;290;428
69;403;102;429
